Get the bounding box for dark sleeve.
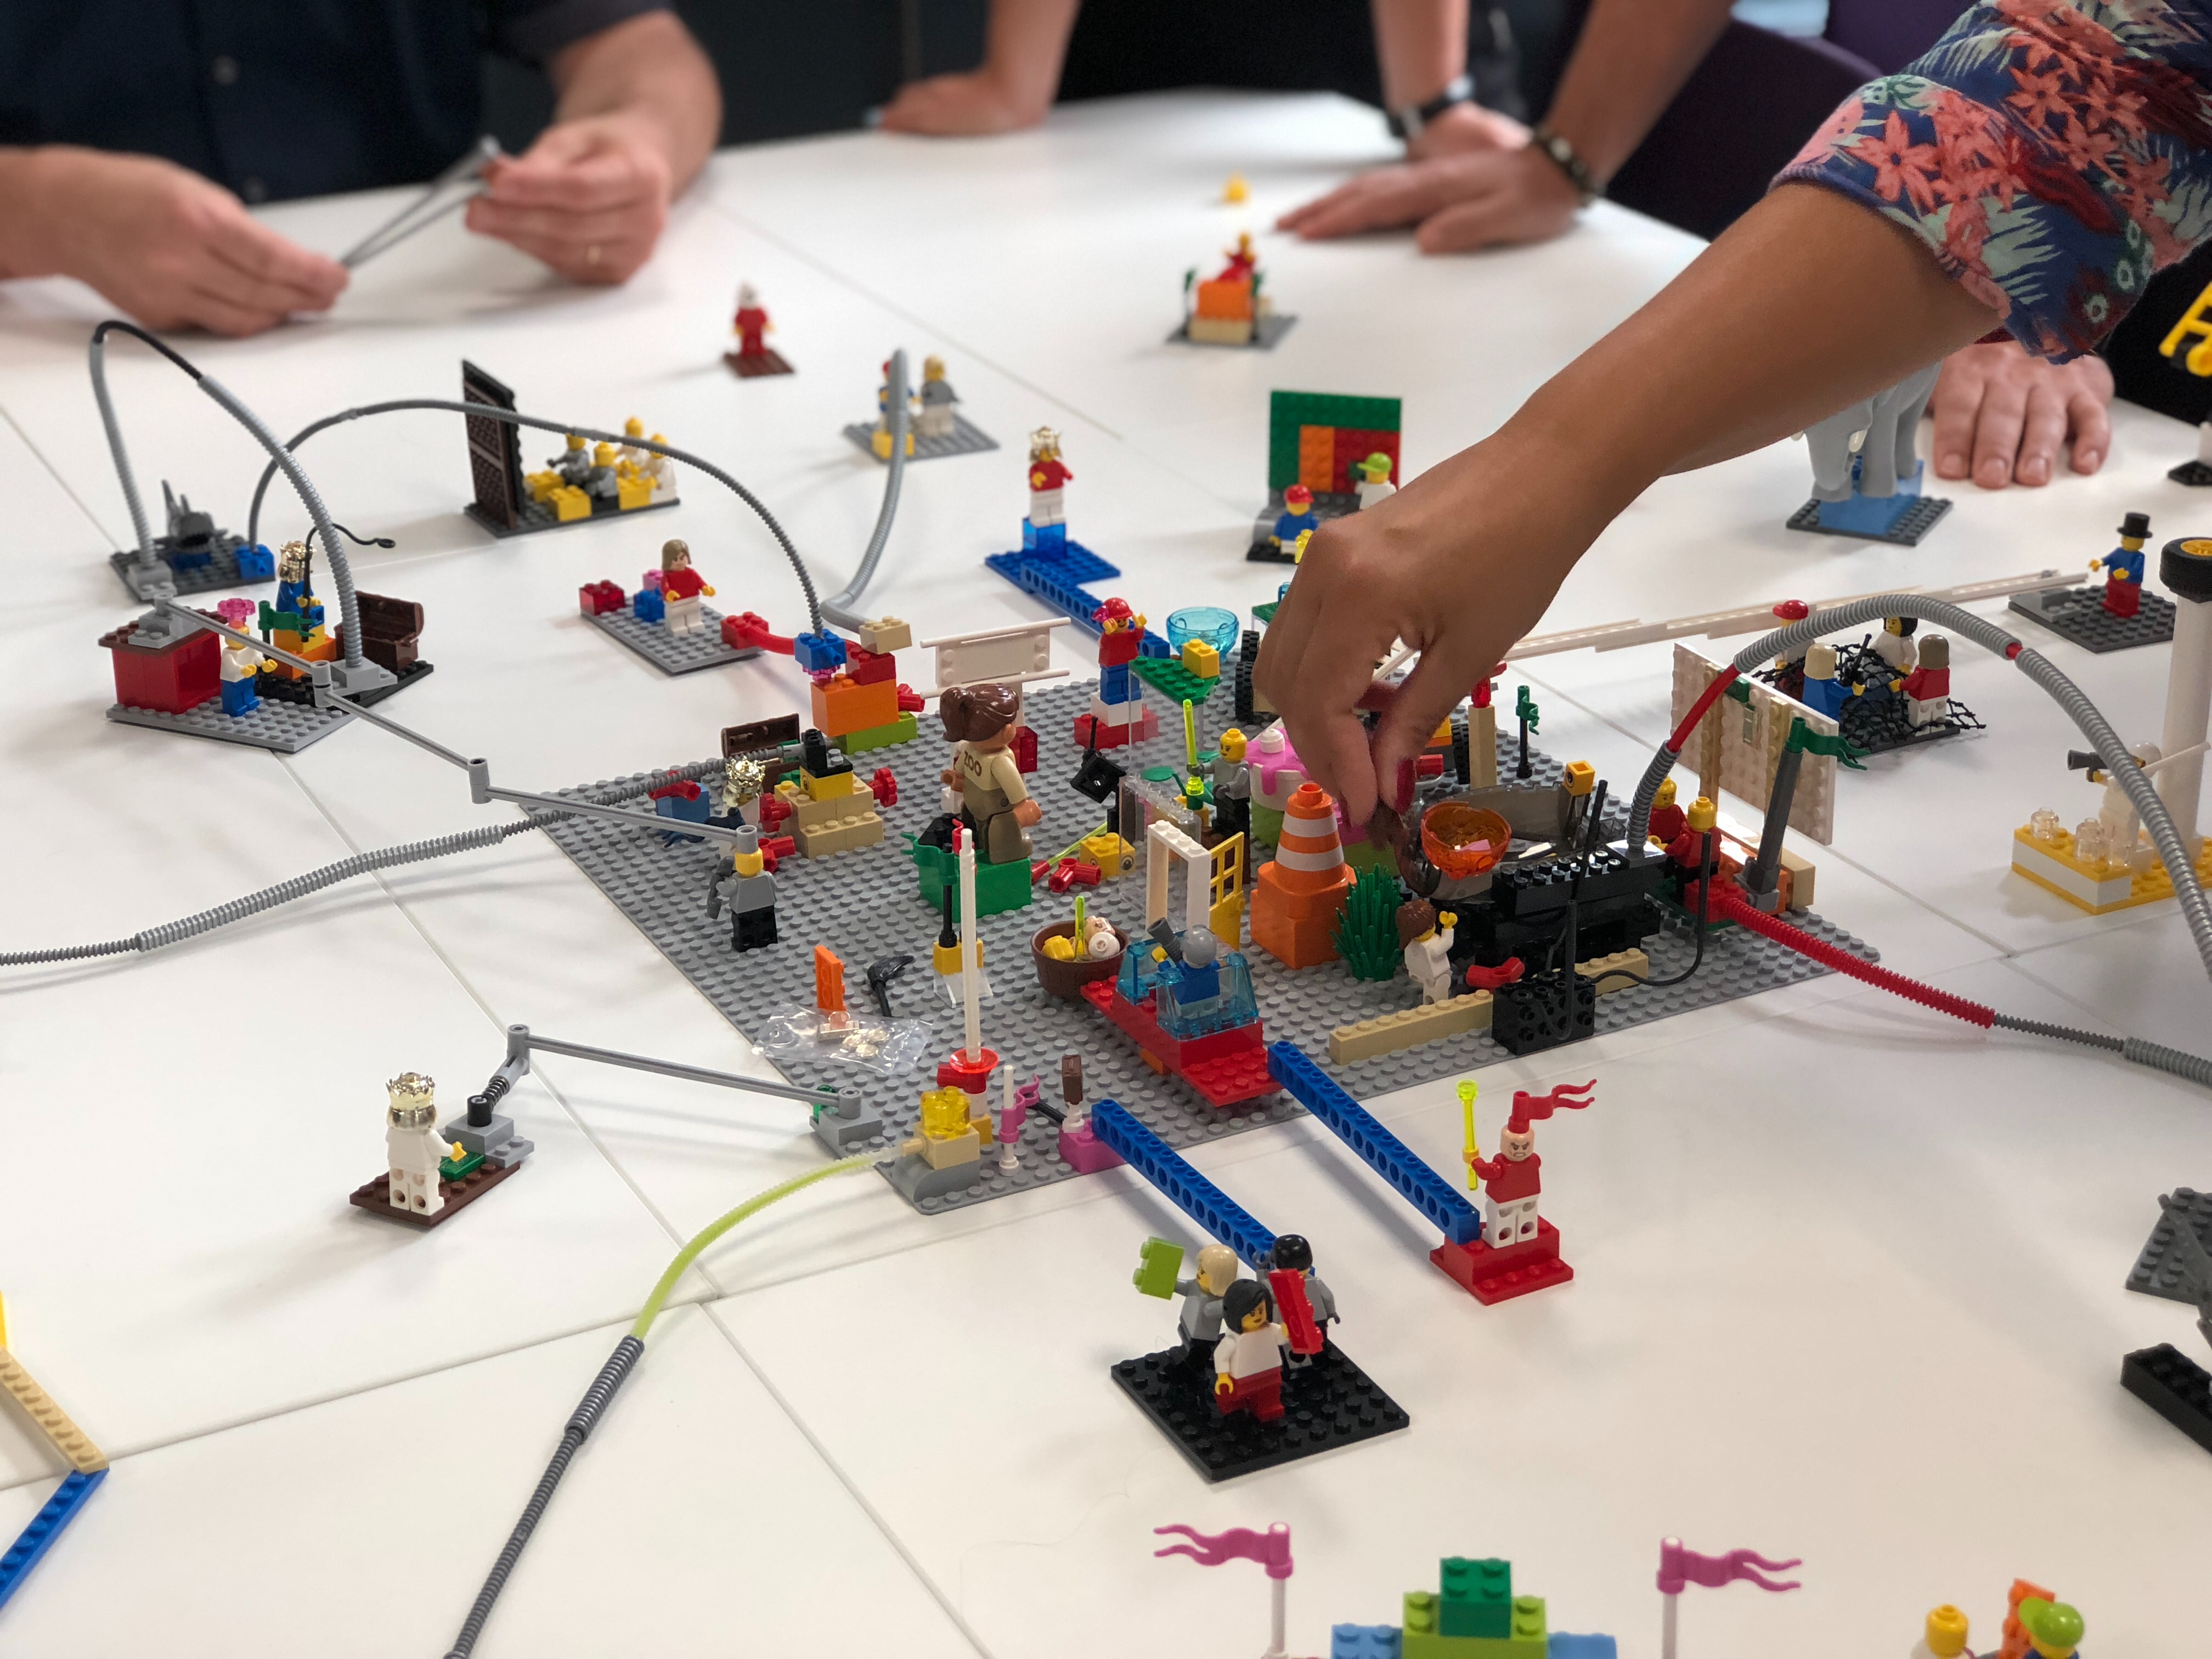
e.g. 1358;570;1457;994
486;0;670;67
1772;0;2212;361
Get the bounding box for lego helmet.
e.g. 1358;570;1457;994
1284;484;1313;510
387;1071;437;1128
1029;425;1062;460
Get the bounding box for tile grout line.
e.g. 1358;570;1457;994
2;399;122;549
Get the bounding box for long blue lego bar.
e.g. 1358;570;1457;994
1266;1042;1482;1248
1092;1100;1277;1268
0;1469;105;1611
985;544;1171;654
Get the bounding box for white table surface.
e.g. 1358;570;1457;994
1;90;2207;1658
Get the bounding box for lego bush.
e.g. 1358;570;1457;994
1333;865;1402;981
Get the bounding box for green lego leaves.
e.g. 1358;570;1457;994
1333;865;1404;981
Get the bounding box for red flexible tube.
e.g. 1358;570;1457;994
1666;665;1741;753
1709;890;1995;1028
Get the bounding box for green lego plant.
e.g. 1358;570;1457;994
1333;864;1403;981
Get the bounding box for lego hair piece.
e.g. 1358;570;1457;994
939;682;1021;742
1271;1234;1313;1272
661;538;690;571
1218;1278;1272;1329
1394;898;1436;948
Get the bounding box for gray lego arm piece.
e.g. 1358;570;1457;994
506;1024;850;1109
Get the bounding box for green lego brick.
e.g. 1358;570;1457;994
907;837;1035;916
1251;600;1279;624
1403;1633;1543;1659
1133;1236;1183;1298
439;1148;486;1181
1509;1596;1546;1646
1130;655;1221;707
1440;1559;1512;1638
1267;391;1402;487
838;711;919;754
1403;1591;1438;1637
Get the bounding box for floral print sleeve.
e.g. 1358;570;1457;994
1777;1;2212;358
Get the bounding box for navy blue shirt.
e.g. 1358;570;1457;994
0;1;663;203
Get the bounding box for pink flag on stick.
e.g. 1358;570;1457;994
1655;1538;1802;1596
1154;1522;1295;1580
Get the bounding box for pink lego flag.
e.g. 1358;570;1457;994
1655;1538;1801;1596
1154;1522;1294;1580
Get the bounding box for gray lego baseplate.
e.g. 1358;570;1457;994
108;543;264;597
2126;1187;2212;1305
839;415;999;464
465;495;678;540
1168;315;1297;351
586;600;764;676
2009;584;2176;653
105;695;357;753
1785;495;1953;547
540;680;1877;1217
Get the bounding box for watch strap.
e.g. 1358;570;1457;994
1387;74;1475;142
1530;124;1600;205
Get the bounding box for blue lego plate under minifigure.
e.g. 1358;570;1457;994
1785;460;1953;546
986;540;1172;656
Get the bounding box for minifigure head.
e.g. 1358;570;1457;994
1271;1234;1314;1274
662;538;692;573
387;1071;436;1130
1029;426;1062;462
923;354;946;382
1357;453;1393;485
1221;1278;1273;1334
278;539;310;585
1920;1606;1970;1659
1805;642;1838;681
1396;897;1438;947
1084;918;1120;959
728;823;764;877
565;432;585;454
1654;776;1677;810
592;442;617;468
737;281;758;307
1220;728;1247;762
624;416;644;440
1093;596;1133;631
1181;928;1218;968
650;432;668;452
1918;634;1949;672
1882;614;1917;637
214;596;256;629
939;682;1022;746
1233;232;1254;258
2119;510;2151;549
1194;1244;1239;1296
1686;795;1717;833
1284;484;1313;512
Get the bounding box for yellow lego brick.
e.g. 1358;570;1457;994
1181;639;1222;679
1187;316;1254;345
802;768;858;802
1326;950;1646;1064
550;484;592;522
525;467;561;501
2010;822;2212;915
859;617;913;653
0;1349;107;1473
1081;832;1135;877
616;473;654;511
1562;761;1595;798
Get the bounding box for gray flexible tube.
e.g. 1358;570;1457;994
241;399;826;636
822;348;908;629
87;331;155;557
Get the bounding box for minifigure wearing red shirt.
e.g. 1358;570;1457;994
1217;231;1258;283
659;537;715;635
1464;1081;1594;1249
1898;634;1951;727
732;282;770;357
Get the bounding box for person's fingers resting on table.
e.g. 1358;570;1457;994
0;148;346;337
1929;340;2113;488
466;117;671;284
879;70;1049;134
1277;144;1580;254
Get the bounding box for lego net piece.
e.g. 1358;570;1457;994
586;601;764;676
1111;1341;1407;1482
839;413;998;465
538;680;1878;1217
2008;585;2177;653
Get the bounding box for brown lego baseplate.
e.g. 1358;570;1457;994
348;1160;521;1228
725;349;794;378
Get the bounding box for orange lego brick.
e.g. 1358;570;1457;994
1298;424;1337;493
810;673;900;738
1194;276;1254;321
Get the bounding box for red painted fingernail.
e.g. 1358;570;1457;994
1395;759;1415;811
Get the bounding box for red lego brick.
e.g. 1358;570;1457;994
761;833;795;860
1430;1220;1573;1305
845;646;896;685
1015;724;1038;773
896;682;926;713
579;580;624;616
101;619;219;714
1333;428;1402;493
869;767;897;807
724;611;794;653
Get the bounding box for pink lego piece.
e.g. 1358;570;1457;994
1057;1119;1124;1173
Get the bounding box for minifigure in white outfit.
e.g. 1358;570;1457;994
1353;452;1397;509
386;1072;456;1217
1869;614;1918;674
1397;898;1457;1004
2094;741;2162;871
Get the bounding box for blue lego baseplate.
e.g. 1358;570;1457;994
0;1469;105;1612
1093;1099;1279;1268
985;543;1172;654
1268;1041;1482;1246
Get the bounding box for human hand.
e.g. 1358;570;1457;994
6;149;346;336
1929;341;2112;488
1015;799;1044;826
1404;101;1528;162
1276;144;1578;253
466;115;672;284
878;70;1049;135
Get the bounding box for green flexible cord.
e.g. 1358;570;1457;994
631;1156;872;1341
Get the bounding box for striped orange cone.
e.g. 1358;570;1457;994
1251;782;1356;968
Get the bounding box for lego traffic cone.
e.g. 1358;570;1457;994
1250;782;1356;968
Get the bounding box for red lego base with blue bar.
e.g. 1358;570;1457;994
1083;978;1277;1110
986;543;1172;656
0;1469;105;1612
1091;1099;1278;1268
1265;1041;1483;1247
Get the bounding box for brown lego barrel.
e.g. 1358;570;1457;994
1031;922;1127;1000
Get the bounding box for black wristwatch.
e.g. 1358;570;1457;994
1386;74;1475;142
1530;125;1601;205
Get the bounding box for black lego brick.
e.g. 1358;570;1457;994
1110;1341;1408;1482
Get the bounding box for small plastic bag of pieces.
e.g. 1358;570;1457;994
758;1007;934;1074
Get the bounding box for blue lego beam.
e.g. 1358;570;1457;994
985;546;1171;655
1092;1100;1278;1268
1266;1042;1482;1247
0;1469;106;1612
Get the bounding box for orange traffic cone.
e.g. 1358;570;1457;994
1250;782;1356;968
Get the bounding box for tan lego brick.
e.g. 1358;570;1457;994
1325;949;1647;1063
0;1348;107;1473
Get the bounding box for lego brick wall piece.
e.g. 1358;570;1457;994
840;413;998;464
1110;1340;1409;1482
0;1469;106;1613
1669;644;1837;845
2127;1188;2212;1304
539;681;1877;1219
1299;424;1339;492
1268;391;1402;489
589;600;764;676
0;1351;107;1473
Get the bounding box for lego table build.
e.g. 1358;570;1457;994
1;92;2210;1657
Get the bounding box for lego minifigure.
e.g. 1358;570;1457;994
1026;427;1072;553
1396;898;1458;1003
1271;484;1318;553
1870;614;1920;674
641;432;676;502
1799;642;1850;720
1900;634;1952;726
618;415;648;470
1212;1279;1288;1421
916;354;960;439
1646;775;1688;849
1354;452;1396;508
2091;511;2151;619
262;538;332;676
939;682;1041;865
213;596;267;716
706;823;778;951
385;1073;458;1218
1267;1233;1336;1338
732;283;771;357
1218;232;1259;282
1211;727;1251;843
2092;741;2162;870
1463;1080;1595;1249
1174;1243;1241;1365
2017;1598;2085;1659
658;539;714;635
871;361;916;459
552;432;595;488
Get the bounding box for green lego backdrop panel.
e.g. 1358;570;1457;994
1267;392;1404;492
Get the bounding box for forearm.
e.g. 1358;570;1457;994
1539;0;1733;181
1370;0;1468;109
549;13;722;193
979;0;1082;115
0;149;60;276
